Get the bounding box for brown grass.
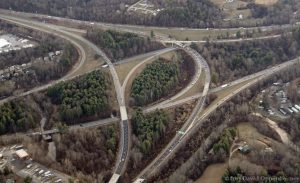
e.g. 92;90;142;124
195;162;228;183
255;0;278;5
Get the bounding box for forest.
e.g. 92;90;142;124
131;108;169;155
252;0;300;26
0;0;222;28
147;64;300;183
131;59;180;106
0;100;38;135
194;28;300;86
25;125;118;183
1;0;300;28
47;70;112;124
86;28;163;61
212;128;236;154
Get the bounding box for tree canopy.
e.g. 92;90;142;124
132;108;169;154
0;101;37;135
131;59;180;106
86;29;163;61
47;70;111;124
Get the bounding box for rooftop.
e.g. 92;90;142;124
15;149;29;159
0;38;10;48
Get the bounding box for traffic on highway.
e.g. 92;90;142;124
0;8;299;183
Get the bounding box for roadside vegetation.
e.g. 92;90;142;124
125;103;196;181
0;100;39;135
0;20;78;96
86;29;163;61
1;0;300;28
131;108;169;154
194;28;300;87
213;128;236;154
22;125;119;183
131;59;180;106
47;70;112;124
149;64;300;183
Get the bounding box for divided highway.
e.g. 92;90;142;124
135;54;300;183
0;15;129;183
0;16;88;105
145;57;300;113
134;45;211;183
1;10;300;183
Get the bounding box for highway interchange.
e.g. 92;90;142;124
0;9;299;183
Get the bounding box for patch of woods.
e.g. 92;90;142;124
86;28;163;61
212;128;237;154
130;52;194;106
0;165;26;183
0;100;39;135
122;103;195;181
149;0;223;28
1;0;300;28
47;70;112;124
7;125;119;183
148;63;300;183
131;59;179;106
0;20;78;96
0;0;222;28
131;109;169;155
194;28;300;87
248;0;300;26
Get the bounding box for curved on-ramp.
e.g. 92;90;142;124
133;45;211;182
0;15;87;105
0;15;130;183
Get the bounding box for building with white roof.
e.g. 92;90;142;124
0;38;10;48
15;149;29;159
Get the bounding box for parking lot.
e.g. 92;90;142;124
18;162;65;183
0;145;68;183
0;34;36;54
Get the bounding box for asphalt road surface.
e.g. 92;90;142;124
134;44;211;183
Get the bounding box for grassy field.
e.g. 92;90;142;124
211;0;252;20
237;122;267;145
67;40;104;78
255;0;278;5
195;162;228;183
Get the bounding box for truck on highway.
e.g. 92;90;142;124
221;84;228;88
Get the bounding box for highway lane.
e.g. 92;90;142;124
121;47;176;90
133;45;211;183
2;10;299;183
134;55;300;183
145;45;203;111
0;15;129;183
0;16;89;105
115;47;175;66
1;9;297;42
38;55;299;137
145;57;300;113
162;34;282;44
30;117;120;136
39;54;298;137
